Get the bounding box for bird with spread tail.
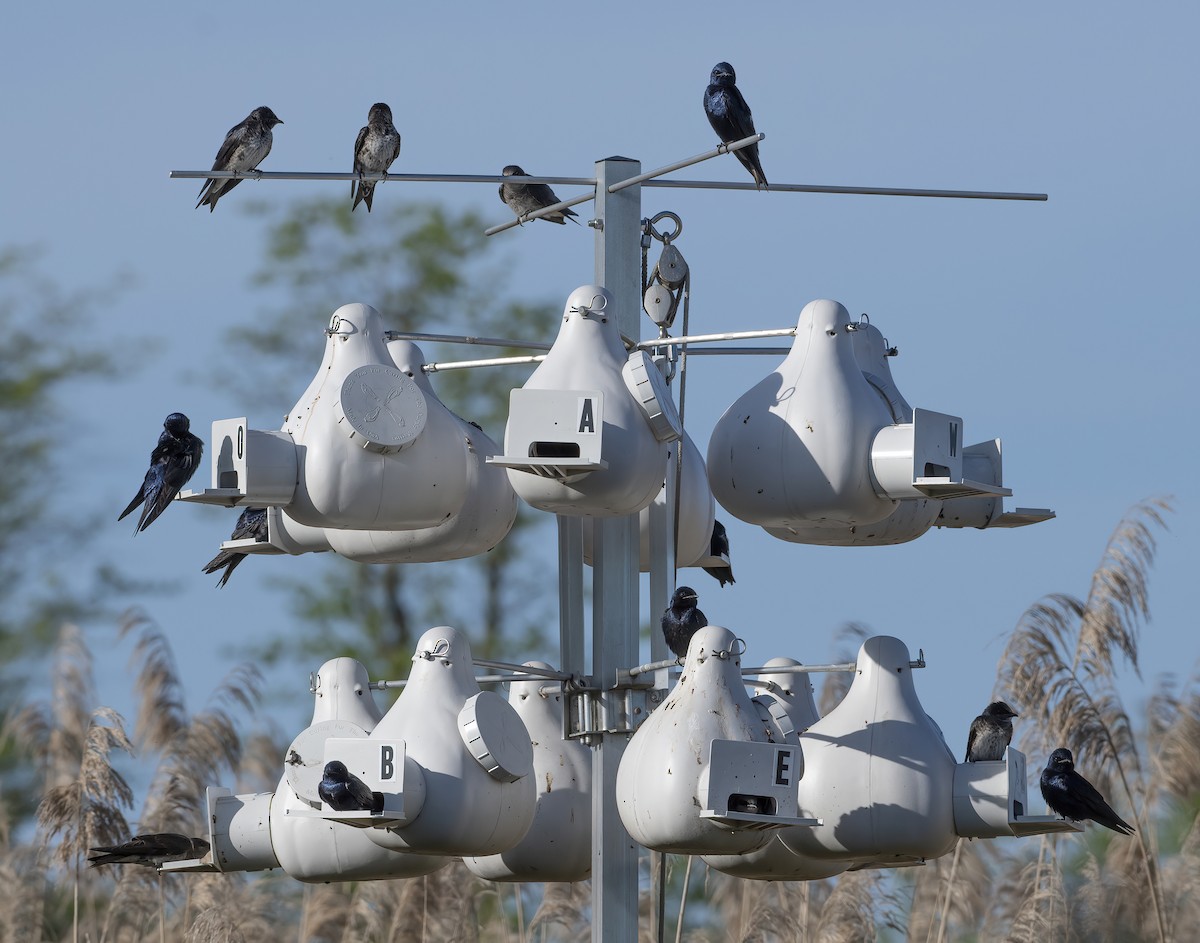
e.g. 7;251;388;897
196;106;283;212
202;506;268;587
352;102;401;212
964;700;1019;762
118;413;203;533
89;833;210;868
661;586;708;659
498;165;579;224
1040;747;1135;834
703;62;767;189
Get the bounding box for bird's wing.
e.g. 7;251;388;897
118;476;148;521
348;773;376;808
964;718;981;761
212;120;249;171
352;125;369;198
1071;772;1135;833
724;86;758;142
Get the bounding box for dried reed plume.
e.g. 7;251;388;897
999;497;1172;941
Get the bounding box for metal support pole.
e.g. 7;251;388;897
557;515;585;678
590;156;642;943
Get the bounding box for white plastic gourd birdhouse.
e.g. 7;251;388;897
282;303;470;530
464;662;592;882
490;285;676;517
201;657;448;882
581;429;715;571
364;626;536;858
760;316;942;546
617;626;813;855
852;318;911;424
708;300;1019;543
260;340;519;563
751;657;821;744
779;636;959;866
707;300;901;529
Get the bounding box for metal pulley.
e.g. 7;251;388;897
643;281;675;327
655;243;688;290
641;211;688;330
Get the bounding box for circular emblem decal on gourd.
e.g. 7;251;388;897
283;718;370;806
339;364;427;453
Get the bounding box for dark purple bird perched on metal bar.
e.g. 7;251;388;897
320;760;383;814
352;102;402;212
196;106;283;212
661;586;708;659
499;165;580;224
88;833;210;868
703;62;767;189
118;413;203;533
702;519;736;588
202;506;268;587
1040;747;1135;835
964;700;1019;761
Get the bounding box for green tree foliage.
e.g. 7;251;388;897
230;198;558;676
0;248;121;832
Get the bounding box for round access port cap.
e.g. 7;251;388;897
459;691;534;783
339;364;427;453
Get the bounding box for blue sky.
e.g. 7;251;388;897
4;3;1195;772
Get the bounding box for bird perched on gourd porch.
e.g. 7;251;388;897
1040;747;1135;835
118;412;203;533
964;700;1019;761
320;760;383;814
202;506;268;587
88;833;210;868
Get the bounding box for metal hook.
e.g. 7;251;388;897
647;210;683;245
570;293;609;319
415;637;451;661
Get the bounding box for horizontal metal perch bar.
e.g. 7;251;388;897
643;178;1047;200
638;327;798;348
169;170;596;186
606;133;765;193
384;330;552;351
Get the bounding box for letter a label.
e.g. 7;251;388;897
578;397;596;435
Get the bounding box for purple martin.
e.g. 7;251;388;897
196;106;283;212
964;701;1019;761
703;519;736;588
704;62;768;189
1040;747;1135;835
118;413;204;533
202;506;268;587
88;833;210;868
498;165;579;225
661;586;708;659
352;103;402;212
319;760;383;814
